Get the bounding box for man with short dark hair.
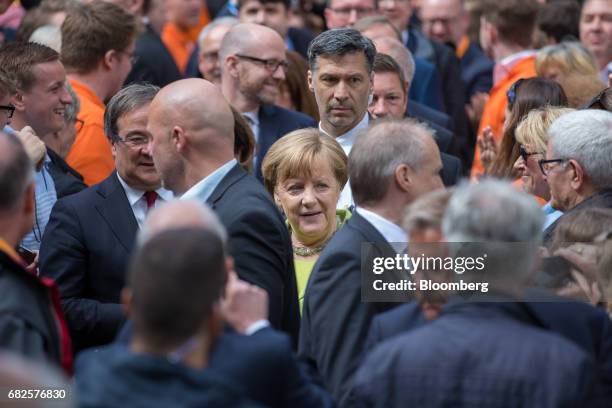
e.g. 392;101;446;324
61;1;140;186
219;23;315;180
307;28;375;209
40;83;173;352
0;42;84;251
580;0;612;84
299;119;444;406
471;0;539;179
238;0;314;58
369;52;462;185
0;132;72;374
75;228;259;407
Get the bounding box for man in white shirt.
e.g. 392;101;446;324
299;119;444;406
307;28;376;209
39;84;172;352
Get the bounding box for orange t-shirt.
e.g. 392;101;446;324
161;9;210;74
66;79;114;186
470;56;537;179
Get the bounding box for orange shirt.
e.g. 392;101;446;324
470;56;537;179
66;79;114;186
162;9;210;74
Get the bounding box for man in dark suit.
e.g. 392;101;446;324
369;53;463;186
219;23;315;180
147;78;300;345
299;120;444;406
39;84;173;352
124;0;182;87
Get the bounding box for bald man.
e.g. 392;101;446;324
147;78;300;344
219;23;315;180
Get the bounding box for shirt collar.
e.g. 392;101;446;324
319;113;369;153
498;50;537;68
69;78;105;110
355;206;407;246
116;173;173;206
180;159;237;203
242;110;259;126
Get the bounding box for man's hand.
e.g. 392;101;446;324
14;126;46;169
220;270;269;334
476;126;498;174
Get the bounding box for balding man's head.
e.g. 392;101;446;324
147;78;235;195
138;200;227;248
219;23;287;109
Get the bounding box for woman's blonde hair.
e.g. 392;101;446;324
514;106;575;153
535;42;599;78
261;128;348;195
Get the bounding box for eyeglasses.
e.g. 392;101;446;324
74;118;85;134
0;104;15;119
328;6;375;17
507;78;525;108
235;54;289;72
519;144;542;162
113;133;150;148
538;158;568;175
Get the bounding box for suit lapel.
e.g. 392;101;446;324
94;173;139;252
206;164;247;209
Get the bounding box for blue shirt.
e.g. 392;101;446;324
542;202;563;230
180;159;237;203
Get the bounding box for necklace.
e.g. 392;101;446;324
292;243;328;257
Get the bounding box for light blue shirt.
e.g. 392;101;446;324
22;153;57;251
180;159;237;203
542;202;563;230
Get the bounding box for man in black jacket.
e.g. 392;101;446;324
147;78;300;345
0;131;72;374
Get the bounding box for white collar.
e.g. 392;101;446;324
356;206;407;248
498;50;536;68
319;113;369;154
116;173;174;206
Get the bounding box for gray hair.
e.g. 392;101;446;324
442;180;544;287
307;28;377;73
374;36;416;85
104;83;159;143
64;82;80;125
548;109;612;190
353;15;401;41
197;16;239;48
0;132;34;212
349;119;434;205
28;25;62;53
138;200;228;250
403;188;453;233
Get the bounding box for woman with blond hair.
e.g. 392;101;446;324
262;128;349;312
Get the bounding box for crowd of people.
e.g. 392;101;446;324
0;0;611;406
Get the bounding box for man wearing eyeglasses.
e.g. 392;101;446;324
219;23;316;180
325;0;376;29
40;83;173;352
541;109;612;246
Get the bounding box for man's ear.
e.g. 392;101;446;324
307;70;314;92
10;91;26;113
569;159;585;191
225;55;240;78
103;49;117;70
395;163;413;193
171;126;186;153
121;287;133;317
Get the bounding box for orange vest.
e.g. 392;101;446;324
161;8;210;74
470;56;537;179
66;79;114;186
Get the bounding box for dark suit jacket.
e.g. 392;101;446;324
287;27;314;59
125;24;183;88
409;58;444;112
407;29;473;165
440;152;462;187
407;99;452;131
460;41;494;101
40;173;136;351
298;211;400;407
543;189;612;246
46;148;86;198
354;300;600;407
206;164;300;345
256;104;316;180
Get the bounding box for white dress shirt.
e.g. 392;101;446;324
319;114;369;210
116;173;174;228
356;206;408;253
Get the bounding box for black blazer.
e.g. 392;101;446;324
125;24;183;88
298;211;401;407
460;41;494;101
407;99;452;132
46;148;86;198
256;104;316;180
287;27;314;59
440;152;463;187
206;164;300;345
40;173;136;351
